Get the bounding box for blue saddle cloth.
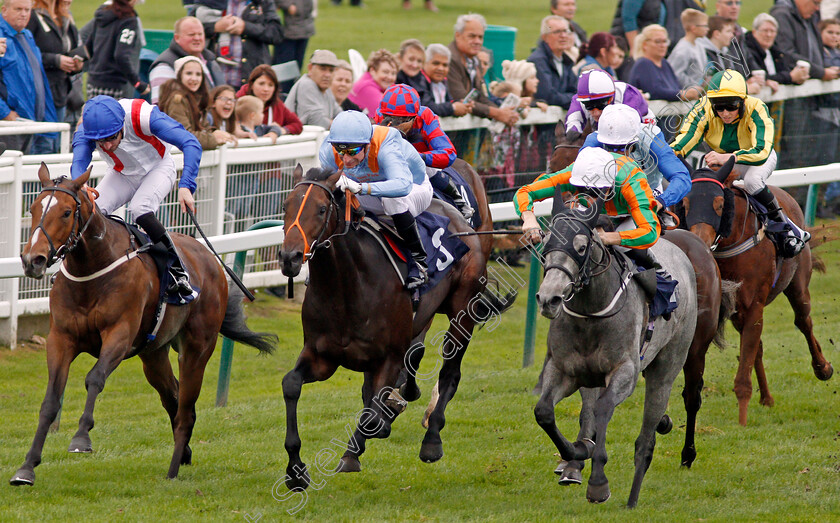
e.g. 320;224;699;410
365;212;470;295
432;166;482;230
639;268;679;319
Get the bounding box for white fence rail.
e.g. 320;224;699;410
0;120;72;154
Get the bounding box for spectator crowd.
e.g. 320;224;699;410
2;0;840;200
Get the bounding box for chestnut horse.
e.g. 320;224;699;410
679;161;833;425
11;164;277;486
278;166;510;490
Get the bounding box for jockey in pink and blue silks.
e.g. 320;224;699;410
70;95;202;299
319;110;433;290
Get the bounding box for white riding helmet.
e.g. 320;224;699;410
597;104;641;147
569;147;619;188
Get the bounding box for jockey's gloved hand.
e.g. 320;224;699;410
565;129;581;143
336;175;363;194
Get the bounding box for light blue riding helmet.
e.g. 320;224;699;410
327;110;373;144
81;96;125;140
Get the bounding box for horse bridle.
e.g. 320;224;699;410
32;182;97;268
542;215;612;302
285;179;354;260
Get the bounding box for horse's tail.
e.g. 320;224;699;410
473;278;518;329
806;223;840;250
220;284;278;355
812;254;827;274
713;279;741;350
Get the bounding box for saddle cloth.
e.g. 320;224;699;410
360;209;469;295
432;166;482;230
615;249;678;320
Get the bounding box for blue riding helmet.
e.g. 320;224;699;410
81;96;126;140
327;110;373;144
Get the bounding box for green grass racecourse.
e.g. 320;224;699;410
71;0;769;65
2;241;839;520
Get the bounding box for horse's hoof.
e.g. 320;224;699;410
285;464;310;491
554;460;568;475
680;446;696;469
815;362;833;381
384;390;407;415
558;467;582;485
9;468;35;486
335;456;361;473
586;481;611;504
759;395;775;408
399;382;421;403
656;415;673;435
68;436;92;453
573;438;595;460
419;440;443;463
181;445;192;465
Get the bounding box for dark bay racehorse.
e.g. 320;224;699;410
11;164;277;486
679;160;833;425
535;201;697;507
278;166;509;489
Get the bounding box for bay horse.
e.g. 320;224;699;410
278;165;508;490
11;164;277;486
679;159;833;425
535;201;697;507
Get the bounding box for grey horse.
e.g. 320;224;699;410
533;202;697;508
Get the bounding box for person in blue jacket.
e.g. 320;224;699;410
319;110;433;289
581;103;690;217
71;96;203;299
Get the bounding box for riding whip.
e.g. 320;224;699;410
185;207;256;301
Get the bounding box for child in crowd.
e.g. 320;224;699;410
235;95;282;142
193;0;235;64
668;9;709;89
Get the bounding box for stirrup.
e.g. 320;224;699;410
167;270;192;295
455;199;474;219
406;266;428;290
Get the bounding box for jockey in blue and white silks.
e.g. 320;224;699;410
70;95;202;298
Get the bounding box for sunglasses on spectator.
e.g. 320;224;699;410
581;98;612;111
333;144;366;156
712;101;741;112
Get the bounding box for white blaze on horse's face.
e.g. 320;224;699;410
29;195;59;247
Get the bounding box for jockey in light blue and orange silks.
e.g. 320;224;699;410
319;110;433;289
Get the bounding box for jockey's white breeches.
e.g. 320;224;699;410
733;149;777;195
94;156;177;216
358;175;433;217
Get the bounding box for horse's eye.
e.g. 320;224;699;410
318;205;327;215
63;209;72;218
573;235;588;255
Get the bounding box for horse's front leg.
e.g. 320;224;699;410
68;328;134;453
534;362;593;468
731;304;765;426
587;360;638;505
10;332;79;486
754;339;774;407
557;387;599;485
282;347;337;491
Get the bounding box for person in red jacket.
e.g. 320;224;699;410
236;64;303;135
374;84;473;219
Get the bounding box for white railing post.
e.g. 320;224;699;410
212;145;229;236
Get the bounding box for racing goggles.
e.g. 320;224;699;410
332;143;366;156
711;100;742;113
581;97;612;111
96;130;122;145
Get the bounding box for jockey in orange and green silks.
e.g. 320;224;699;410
514;147;660;249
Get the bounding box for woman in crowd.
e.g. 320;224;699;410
348;48;398;118
236;64;303;136
28;0;85;125
743;13;808;92
575;32;617;77
207;84;253;140
159;56;237;150
396;38;426;93
629;24;698;101
84;0;147;99
332;60;361;112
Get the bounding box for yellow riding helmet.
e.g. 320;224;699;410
706;69;747;99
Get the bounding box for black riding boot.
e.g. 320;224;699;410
625;248;669;299
751;186;810;257
392;211;428;290
135;212;192;297
439;176;474;219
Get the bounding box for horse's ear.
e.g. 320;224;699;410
38;162;53;187
293;163;303;185
716;156;737;183
583;196;604;228
326;169;343;189
68;167;92;191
